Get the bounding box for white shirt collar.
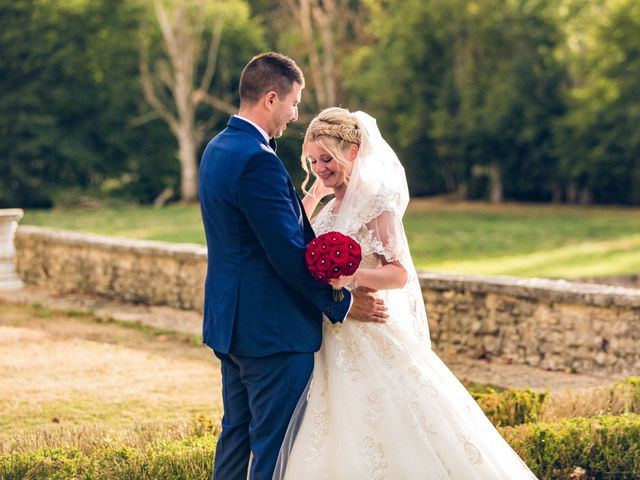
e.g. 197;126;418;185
234;115;270;144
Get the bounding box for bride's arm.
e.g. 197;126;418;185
330;261;408;291
301;178;333;219
301;192;321;219
356;260;408;290
329;209;409;290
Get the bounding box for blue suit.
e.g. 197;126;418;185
199;116;351;479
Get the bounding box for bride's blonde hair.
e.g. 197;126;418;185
301;107;361;193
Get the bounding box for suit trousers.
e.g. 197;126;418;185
212;350;314;480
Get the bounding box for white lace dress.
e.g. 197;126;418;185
275;199;538;480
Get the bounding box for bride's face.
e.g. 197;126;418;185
307;140;356;189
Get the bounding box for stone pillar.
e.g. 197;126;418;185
0;209;24;290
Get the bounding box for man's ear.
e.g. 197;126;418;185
264;91;278;110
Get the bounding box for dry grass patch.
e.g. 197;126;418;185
541;379;640;422
0;303;222;442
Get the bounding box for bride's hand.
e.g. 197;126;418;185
307;177;333;201
329;274;356;289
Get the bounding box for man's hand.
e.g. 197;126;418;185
348;287;388;323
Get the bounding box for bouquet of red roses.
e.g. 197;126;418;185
305;231;362;301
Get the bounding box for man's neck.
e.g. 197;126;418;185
235;111;270;143
237;108;269;134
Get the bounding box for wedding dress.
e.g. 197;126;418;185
273;112;538;479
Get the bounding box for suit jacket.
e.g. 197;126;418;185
199;116;351;356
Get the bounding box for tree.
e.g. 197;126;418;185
0;0;154;207
349;0;565;202
554;0;640;204
451;0;565;203
347;0;472;196
139;0;262;202
259;0;368;113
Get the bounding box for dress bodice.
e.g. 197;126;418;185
312;198;382;270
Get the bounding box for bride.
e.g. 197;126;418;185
273;107;538;479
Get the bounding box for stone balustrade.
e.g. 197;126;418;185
14;225;640;376
0;209;24;290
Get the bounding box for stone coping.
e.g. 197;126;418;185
419;271;640;308
0;208;24;217
16;225;640;308
17;225;207;258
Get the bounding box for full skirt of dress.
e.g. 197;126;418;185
274;316;538;479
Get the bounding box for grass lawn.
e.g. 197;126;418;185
22;199;640;279
0;303;221;447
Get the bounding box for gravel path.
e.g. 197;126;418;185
0;286;622;392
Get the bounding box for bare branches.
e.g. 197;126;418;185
140;54;178;133
199;92;236;115
292;0;327;107
199;19;224;95
286;0;361;109
139;0;233;202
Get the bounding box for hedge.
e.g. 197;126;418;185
504;414;640;480
3;414;640;479
474;387;548;426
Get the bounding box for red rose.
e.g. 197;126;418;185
329;245;349;266
327;265;343;280
347;240;362;259
314;256;331;272
326;232;346;245
343;258;358;276
305;244;320;266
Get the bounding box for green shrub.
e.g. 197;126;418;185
3;415;640;479
627;377;640;412
473;387;548;426
504;414;640;480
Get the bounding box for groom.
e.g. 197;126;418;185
199;52;387;480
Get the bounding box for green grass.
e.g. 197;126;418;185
23;204;206;245
22;200;640;278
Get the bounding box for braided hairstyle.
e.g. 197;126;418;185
301;107;361;193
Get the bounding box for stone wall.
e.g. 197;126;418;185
15;226;640;375
16;226;207;311
422;273;640;376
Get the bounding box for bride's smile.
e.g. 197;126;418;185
307;144;345;188
307;140;357;192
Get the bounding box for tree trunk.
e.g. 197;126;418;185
177;128;198;202
578;187;592;205
488;161;503;203
566;182;577;204
551;181;563;203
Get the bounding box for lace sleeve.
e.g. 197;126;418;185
364;210;408;265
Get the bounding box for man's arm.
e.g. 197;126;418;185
237;150;351;322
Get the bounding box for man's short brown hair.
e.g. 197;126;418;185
239;52;305;106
